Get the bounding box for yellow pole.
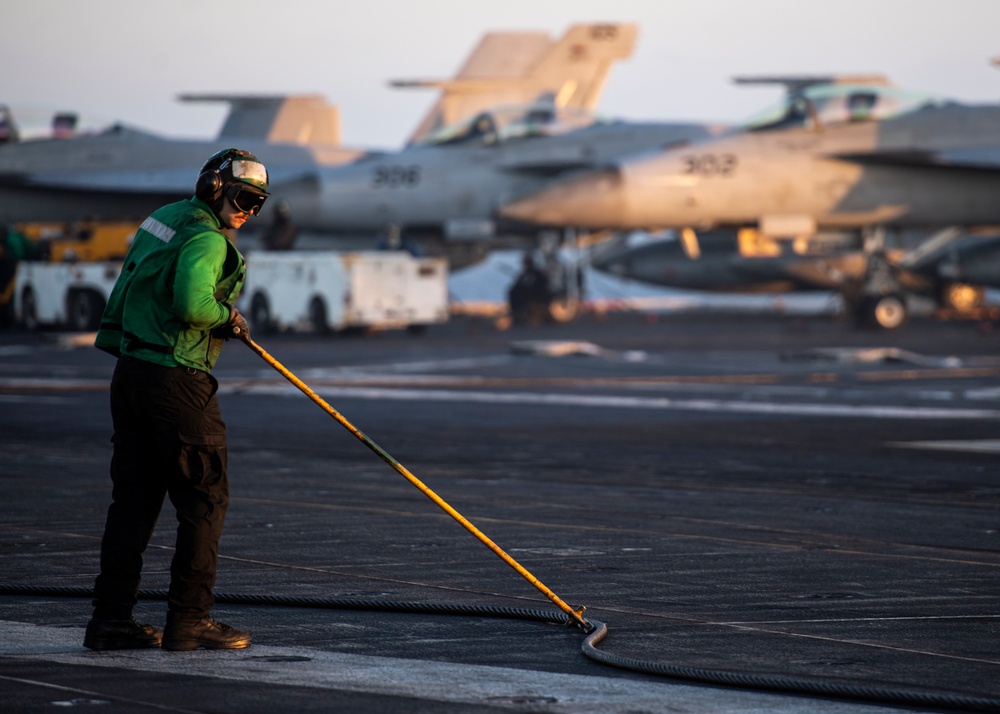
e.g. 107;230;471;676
239;333;590;630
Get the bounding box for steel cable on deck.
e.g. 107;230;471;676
3;584;1000;713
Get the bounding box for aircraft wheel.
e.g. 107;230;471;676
865;293;907;330
250;292;274;334
939;282;985;314
309;296;329;334
67;289;103;331
20;287;39;331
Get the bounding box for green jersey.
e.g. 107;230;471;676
95;198;245;372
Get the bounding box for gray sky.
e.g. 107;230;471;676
3;0;998;148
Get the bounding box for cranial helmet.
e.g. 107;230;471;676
195;148;270;215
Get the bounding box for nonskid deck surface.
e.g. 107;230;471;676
2;311;998;713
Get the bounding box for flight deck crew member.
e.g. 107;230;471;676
507;251;552;325
84;148;269;652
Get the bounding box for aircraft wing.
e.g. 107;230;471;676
0;166;318;194
0;168;195;193
831;147;1000;171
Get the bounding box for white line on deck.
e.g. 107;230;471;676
226;383;1000;420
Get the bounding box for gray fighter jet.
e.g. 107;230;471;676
500;78;1000;327
279;103;719;269
0;24;637;230
0;94;366;226
590;224;1000;329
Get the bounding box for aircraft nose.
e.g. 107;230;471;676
499;167;626;227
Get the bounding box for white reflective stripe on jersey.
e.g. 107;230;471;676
140;217;177;243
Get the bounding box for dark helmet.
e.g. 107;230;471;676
195;148;270;215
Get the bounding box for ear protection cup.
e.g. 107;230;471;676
195;170;223;202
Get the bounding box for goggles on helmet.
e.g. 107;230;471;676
225;183;268;215
227;158;269;191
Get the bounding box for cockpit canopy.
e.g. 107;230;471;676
0;105;116;142
742;84;938;132
418;103;599;147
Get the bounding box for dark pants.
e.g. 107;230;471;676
93;355;229;619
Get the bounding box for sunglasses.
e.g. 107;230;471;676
225;184;268;215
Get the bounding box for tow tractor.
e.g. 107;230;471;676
5;221;136;331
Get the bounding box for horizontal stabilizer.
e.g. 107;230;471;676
734;75;891;94
390;77;539;93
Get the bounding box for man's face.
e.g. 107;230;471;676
219;196;253;230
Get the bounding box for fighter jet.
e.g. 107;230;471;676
0;94;366;226
499;78;1000;327
279;102;720;269
590;224;1000;329
0;23;637;231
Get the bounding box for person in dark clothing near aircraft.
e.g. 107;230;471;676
84;148;268;652
259;199;297;251
375;223;421;256
507;251;552;325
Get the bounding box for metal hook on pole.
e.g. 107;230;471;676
236;329;591;631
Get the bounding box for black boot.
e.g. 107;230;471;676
84;615;163;651
162;614;251;651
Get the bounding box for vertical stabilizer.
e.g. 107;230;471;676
529;23;637;111
394;23;637;144
179;94;343;145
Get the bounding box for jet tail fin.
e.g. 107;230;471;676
528;23;636;110
393;23;637;144
179;94;343;145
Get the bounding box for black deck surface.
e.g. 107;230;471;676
2;310;998;712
